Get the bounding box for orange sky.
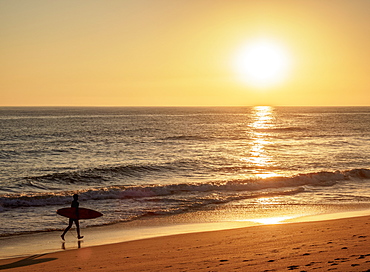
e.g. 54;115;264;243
1;0;369;106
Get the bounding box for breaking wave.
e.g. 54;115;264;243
1;168;369;210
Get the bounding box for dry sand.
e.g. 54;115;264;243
1;215;370;271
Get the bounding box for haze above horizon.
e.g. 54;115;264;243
1;0;369;106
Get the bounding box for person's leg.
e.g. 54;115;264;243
75;220;83;239
61;219;73;240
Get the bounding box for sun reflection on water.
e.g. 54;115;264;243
243;106;277;178
251;106;274;129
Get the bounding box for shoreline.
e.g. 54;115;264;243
1;208;370;260
1;214;370;271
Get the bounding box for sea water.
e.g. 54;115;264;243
1;106;370;237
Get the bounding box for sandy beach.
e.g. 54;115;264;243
1;215;370;272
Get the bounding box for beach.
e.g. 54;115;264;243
1;215;370;272
1;107;370;271
2;0;370;269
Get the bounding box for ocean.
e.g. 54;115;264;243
1;106;370;238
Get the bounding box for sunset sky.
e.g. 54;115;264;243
1;0;369;106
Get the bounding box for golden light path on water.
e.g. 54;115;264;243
235;108;355;225
238;106;305;224
243;106;278;179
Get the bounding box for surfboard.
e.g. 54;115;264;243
57;207;103;220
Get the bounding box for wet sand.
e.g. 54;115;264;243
1;215;370;271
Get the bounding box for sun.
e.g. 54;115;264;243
233;38;293;89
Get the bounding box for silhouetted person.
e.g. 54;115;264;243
61;194;84;240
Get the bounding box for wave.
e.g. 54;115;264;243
254;127;307;132
23;163;176;185
1;168;369;210
19;160;209;187
162;135;212;141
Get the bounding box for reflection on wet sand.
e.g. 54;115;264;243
61;240;83;250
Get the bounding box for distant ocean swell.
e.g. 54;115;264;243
2;168;369;211
11;158;370;187
19;160;204;185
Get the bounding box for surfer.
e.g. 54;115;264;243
61;194;84;240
